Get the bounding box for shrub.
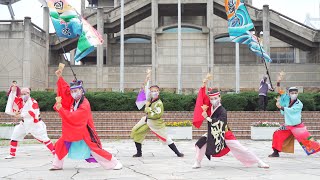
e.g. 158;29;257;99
221;94;247;111
1;91;319;111
298;93;316;111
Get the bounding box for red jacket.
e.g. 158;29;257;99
54;77;112;160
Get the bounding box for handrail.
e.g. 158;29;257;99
0;20;23;23
245;3;261;11
269;9;318;31
84;0;141;20
245;3;317;31
31;22;46;33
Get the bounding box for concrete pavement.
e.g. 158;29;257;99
0;140;320;180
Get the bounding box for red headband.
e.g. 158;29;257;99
209;92;220;97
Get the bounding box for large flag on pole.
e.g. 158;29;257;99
74;18;104;62
225;0;272;62
47;0;103;62
47;0;82;38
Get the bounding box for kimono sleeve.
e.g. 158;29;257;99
56;77;74;109
145;101;164;120
57;100;90;128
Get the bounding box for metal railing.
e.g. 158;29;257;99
0;20;23;23
84;0;138;19
245;3;318;32
31;22;46;33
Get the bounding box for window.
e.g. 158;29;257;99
116;37;151;44
270;47;294;63
163;26;202;33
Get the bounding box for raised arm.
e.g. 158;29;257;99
55;69;73;109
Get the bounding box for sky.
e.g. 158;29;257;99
0;0;320;30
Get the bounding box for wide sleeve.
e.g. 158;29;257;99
215;108;227;123
193;86;211;129
283;100;303;125
56;77;74;109
6;86;12;96
57;100;90;127
284;100;303;115
21;99;41;123
145;101;164;120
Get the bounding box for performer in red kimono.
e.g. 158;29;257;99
50;68;122;170
192;74;269;169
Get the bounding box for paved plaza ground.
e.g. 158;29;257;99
0;140;320;180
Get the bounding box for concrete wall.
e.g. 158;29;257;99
156;32;208;89
162;16;205;27
47;63;320;91
214;42;258;64
123;17;152;36
48;65;151;89
214;64;320;90
30;26;47;90
110;43;151;65
0;20;47;91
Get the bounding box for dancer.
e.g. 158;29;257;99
268;73;320;157
5;80;21;115
5;87;54;159
131;84;184;158
192;74;269;169
50;65;122;170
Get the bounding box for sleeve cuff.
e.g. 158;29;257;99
206;117;212;122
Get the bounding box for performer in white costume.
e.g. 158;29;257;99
5;88;55;159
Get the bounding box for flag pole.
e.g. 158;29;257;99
254;31;274;90
243;3;273;90
55;36;78;81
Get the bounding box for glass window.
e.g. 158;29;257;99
270;47;294;63
163;26;202;33
116;37;151;43
215;37;232;42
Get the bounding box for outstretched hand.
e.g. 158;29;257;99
202;73;213;87
14;111;21;119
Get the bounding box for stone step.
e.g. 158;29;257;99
2;118;319;124
1;117;319;122
46;125;320;131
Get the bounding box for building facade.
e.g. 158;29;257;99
0;0;319;92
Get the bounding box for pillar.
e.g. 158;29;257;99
97;7;104;88
81;0;86;15
151;0;158;84
207;0;214;73
294;48;300;63
263;5;270;56
43;7;50;88
70;50;75;65
23;17;32;88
